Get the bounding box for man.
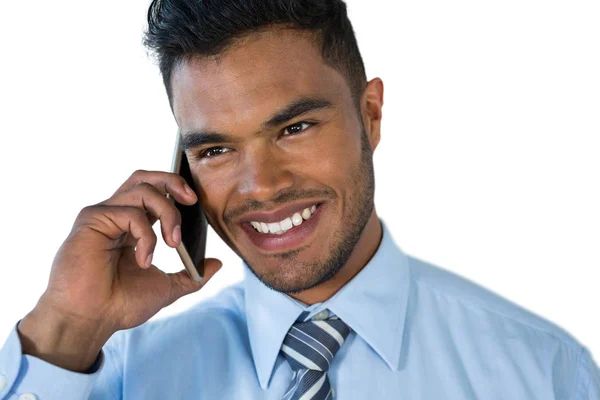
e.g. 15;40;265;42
0;0;598;398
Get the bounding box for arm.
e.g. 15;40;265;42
571;346;600;400
0;322;109;400
1;170;221;399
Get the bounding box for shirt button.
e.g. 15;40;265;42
0;375;6;391
18;393;37;400
314;309;329;320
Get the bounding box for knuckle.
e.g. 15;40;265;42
141;225;158;243
126;205;147;221
154;193;178;216
122;170;150;192
77;205;92;218
77;205;98;220
125;208;154;237
131;169;148;179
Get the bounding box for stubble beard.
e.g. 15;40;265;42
243;127;376;294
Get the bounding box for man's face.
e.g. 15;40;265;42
171;28;379;293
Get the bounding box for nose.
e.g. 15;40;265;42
237;147;294;203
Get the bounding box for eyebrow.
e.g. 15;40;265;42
181;96;333;150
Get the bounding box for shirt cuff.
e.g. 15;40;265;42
0;322;103;400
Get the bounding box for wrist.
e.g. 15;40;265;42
17;303;112;373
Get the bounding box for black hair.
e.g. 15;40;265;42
143;0;367;107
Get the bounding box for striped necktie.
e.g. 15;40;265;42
280;309;351;400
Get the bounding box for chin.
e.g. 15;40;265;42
243;246;341;294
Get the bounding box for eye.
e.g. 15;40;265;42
199;146;231;159
283;121;313;136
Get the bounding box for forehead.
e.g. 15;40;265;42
170;28;351;131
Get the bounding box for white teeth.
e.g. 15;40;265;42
260;222;269;234
250;204;318;234
301;208;312;220
268;222;281;234
292;212;303;226
280;217;293;231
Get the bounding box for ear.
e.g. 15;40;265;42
360;78;384;151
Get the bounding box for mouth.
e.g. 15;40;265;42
239;202;325;253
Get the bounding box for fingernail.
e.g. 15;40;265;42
145;253;153;269
173;225;181;245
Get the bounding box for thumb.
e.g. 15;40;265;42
165;258;223;306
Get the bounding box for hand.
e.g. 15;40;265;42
17;170;222;372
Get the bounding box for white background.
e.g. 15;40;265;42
0;0;598;361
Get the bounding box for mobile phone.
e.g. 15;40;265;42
168;130;207;282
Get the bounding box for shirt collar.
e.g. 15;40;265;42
244;219;411;389
244;267;306;389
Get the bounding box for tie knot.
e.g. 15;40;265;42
281;311;351;372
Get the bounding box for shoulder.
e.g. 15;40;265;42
406;254;583;351
400;254;600;399
404;254;596;397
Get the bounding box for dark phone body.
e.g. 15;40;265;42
169;132;207;281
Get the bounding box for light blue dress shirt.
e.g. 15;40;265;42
1;220;599;399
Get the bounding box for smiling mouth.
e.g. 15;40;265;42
240;203;325;252
248;204;318;235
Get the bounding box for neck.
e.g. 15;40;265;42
289;209;383;305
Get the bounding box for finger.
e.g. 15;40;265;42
114;170;197;205
77;205;158;269
102;182;183;248
165;258;223;306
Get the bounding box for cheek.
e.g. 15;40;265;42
306;128;363;186
193;173;230;223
